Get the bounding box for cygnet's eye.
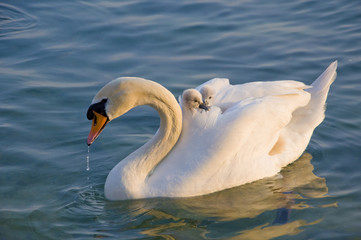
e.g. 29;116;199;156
193;99;198;103
209;96;212;99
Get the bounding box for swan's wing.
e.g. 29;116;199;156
214;80;310;110
211;89;312;159
184;90;312;192
231;80;309;98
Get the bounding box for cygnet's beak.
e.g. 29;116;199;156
199;103;209;111
87;111;109;145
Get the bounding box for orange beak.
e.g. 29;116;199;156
87;111;109;145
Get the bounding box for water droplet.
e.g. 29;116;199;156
86;146;90;171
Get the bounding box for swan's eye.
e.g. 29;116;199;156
209;96;212;99
87;98;108;120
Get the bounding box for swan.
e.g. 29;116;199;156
199;85;216;108
86;61;337;200
180;88;209;113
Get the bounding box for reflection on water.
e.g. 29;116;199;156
112;153;333;239
230;219;322;240
0;3;37;38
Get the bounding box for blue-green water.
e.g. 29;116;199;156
1;0;361;239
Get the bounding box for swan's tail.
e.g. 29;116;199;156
303;61;337;127
308;61;337;103
288;61;337;135
276;62;337;167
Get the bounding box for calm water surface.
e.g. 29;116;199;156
1;0;361;239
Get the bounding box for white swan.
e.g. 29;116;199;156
86;61;337;200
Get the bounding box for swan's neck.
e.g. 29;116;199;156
105;80;182;199
130;99;182;180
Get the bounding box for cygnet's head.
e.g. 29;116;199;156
181;89;209;112
200;85;215;107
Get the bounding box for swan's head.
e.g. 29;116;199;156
87;77;160;145
87;97;109;146
181;89;209;112
199;85;215;107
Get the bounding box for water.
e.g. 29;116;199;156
86;146;90;171
1;0;360;239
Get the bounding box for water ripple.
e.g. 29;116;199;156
0;3;37;38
